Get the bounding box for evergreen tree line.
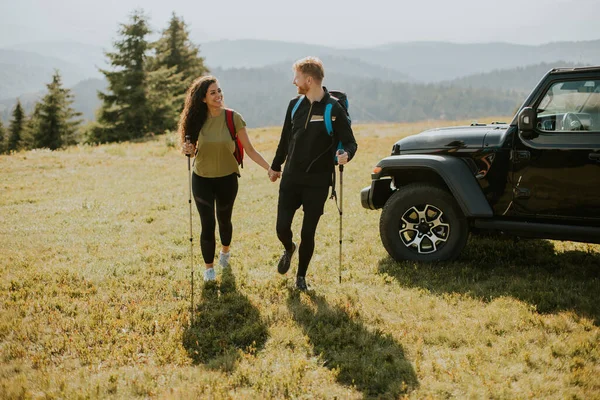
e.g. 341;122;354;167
89;9;208;143
0;10;207;153
0;72;81;153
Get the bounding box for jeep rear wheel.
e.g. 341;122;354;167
379;184;468;262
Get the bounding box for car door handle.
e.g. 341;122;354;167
590;153;600;161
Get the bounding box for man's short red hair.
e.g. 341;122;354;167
293;56;325;82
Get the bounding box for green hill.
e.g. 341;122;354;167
1;126;598;398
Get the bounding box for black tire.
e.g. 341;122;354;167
379;183;468;262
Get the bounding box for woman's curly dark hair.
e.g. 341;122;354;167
178;75;218;146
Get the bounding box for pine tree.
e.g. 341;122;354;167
25;103;43;150
0;119;6;154
146;65;185;134
153;13;208;89
30;70;82;150
149;13;209;131
8;100;26;152
93;10;151;143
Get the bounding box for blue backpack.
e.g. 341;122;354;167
290;90;350;160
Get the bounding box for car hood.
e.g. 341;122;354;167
394;124;510;153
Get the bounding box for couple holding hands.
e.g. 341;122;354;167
180;56;357;290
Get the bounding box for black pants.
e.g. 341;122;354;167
276;183;330;277
192;173;238;264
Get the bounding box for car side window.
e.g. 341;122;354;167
536;79;600;133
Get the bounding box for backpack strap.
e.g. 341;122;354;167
225;109;244;168
225;109;236;139
291;96;304;119
325;98;345;162
324;101;334;136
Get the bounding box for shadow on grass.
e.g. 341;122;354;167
378;236;600;325
183;267;268;371
287;290;418;399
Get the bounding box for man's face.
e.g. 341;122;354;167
293;70;311;95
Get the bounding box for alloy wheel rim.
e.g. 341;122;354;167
399;204;450;254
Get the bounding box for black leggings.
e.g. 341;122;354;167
276;183;329;277
192;173;238;264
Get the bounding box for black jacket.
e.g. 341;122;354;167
271;87;358;187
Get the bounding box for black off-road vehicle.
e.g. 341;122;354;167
361;66;600;262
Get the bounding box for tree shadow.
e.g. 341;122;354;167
378;236;600;325
287;290;418;399
183;267;268;371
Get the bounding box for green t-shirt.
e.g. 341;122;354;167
193;110;246;178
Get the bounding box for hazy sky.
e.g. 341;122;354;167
1;0;598;48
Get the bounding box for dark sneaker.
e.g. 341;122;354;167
277;242;296;274
295;276;308;291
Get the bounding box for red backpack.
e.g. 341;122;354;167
225;109;244;168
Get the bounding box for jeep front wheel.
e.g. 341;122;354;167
379;184;468;262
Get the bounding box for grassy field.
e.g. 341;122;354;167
1;119;599;399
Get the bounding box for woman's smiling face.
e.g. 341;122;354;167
203;82;223;109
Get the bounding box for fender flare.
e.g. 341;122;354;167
375;155;493;218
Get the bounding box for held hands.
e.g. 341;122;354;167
336;149;349;165
268;167;281;182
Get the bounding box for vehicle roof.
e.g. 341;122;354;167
549;66;600;74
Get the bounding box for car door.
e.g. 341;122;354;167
511;77;600;222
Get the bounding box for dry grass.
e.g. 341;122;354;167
1;118;598;399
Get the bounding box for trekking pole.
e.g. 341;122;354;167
338;150;345;284
186;135;195;325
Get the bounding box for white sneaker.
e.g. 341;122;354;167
219;251;231;268
203;268;216;281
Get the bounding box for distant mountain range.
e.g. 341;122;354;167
0;42;108;100
268;54;413;83
5;41;108;78
211;66;522;127
0;78;107;123
3;61;560;127
199;39;600;81
0;39;598;127
2;38;599;100
444;61;586;92
0;49;87;100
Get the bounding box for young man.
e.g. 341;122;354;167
268;56;358;290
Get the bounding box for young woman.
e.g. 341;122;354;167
179;75;270;281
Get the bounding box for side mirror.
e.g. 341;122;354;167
518;107;537;139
